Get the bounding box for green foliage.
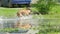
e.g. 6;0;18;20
32;0;57;14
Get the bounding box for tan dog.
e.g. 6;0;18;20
15;8;32;29
17;8;31;17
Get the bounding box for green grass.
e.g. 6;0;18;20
0;8;19;18
47;32;60;34
49;5;60;15
37;32;60;34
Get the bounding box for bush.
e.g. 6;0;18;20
31;0;57;15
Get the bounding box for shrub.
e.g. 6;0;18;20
31;0;57;14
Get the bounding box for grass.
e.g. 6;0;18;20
37;32;60;34
47;32;60;34
0;8;19;18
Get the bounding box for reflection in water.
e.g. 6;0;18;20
0;15;33;28
0;15;42;28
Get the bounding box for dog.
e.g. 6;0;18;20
17;8;31;17
15;8;32;29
